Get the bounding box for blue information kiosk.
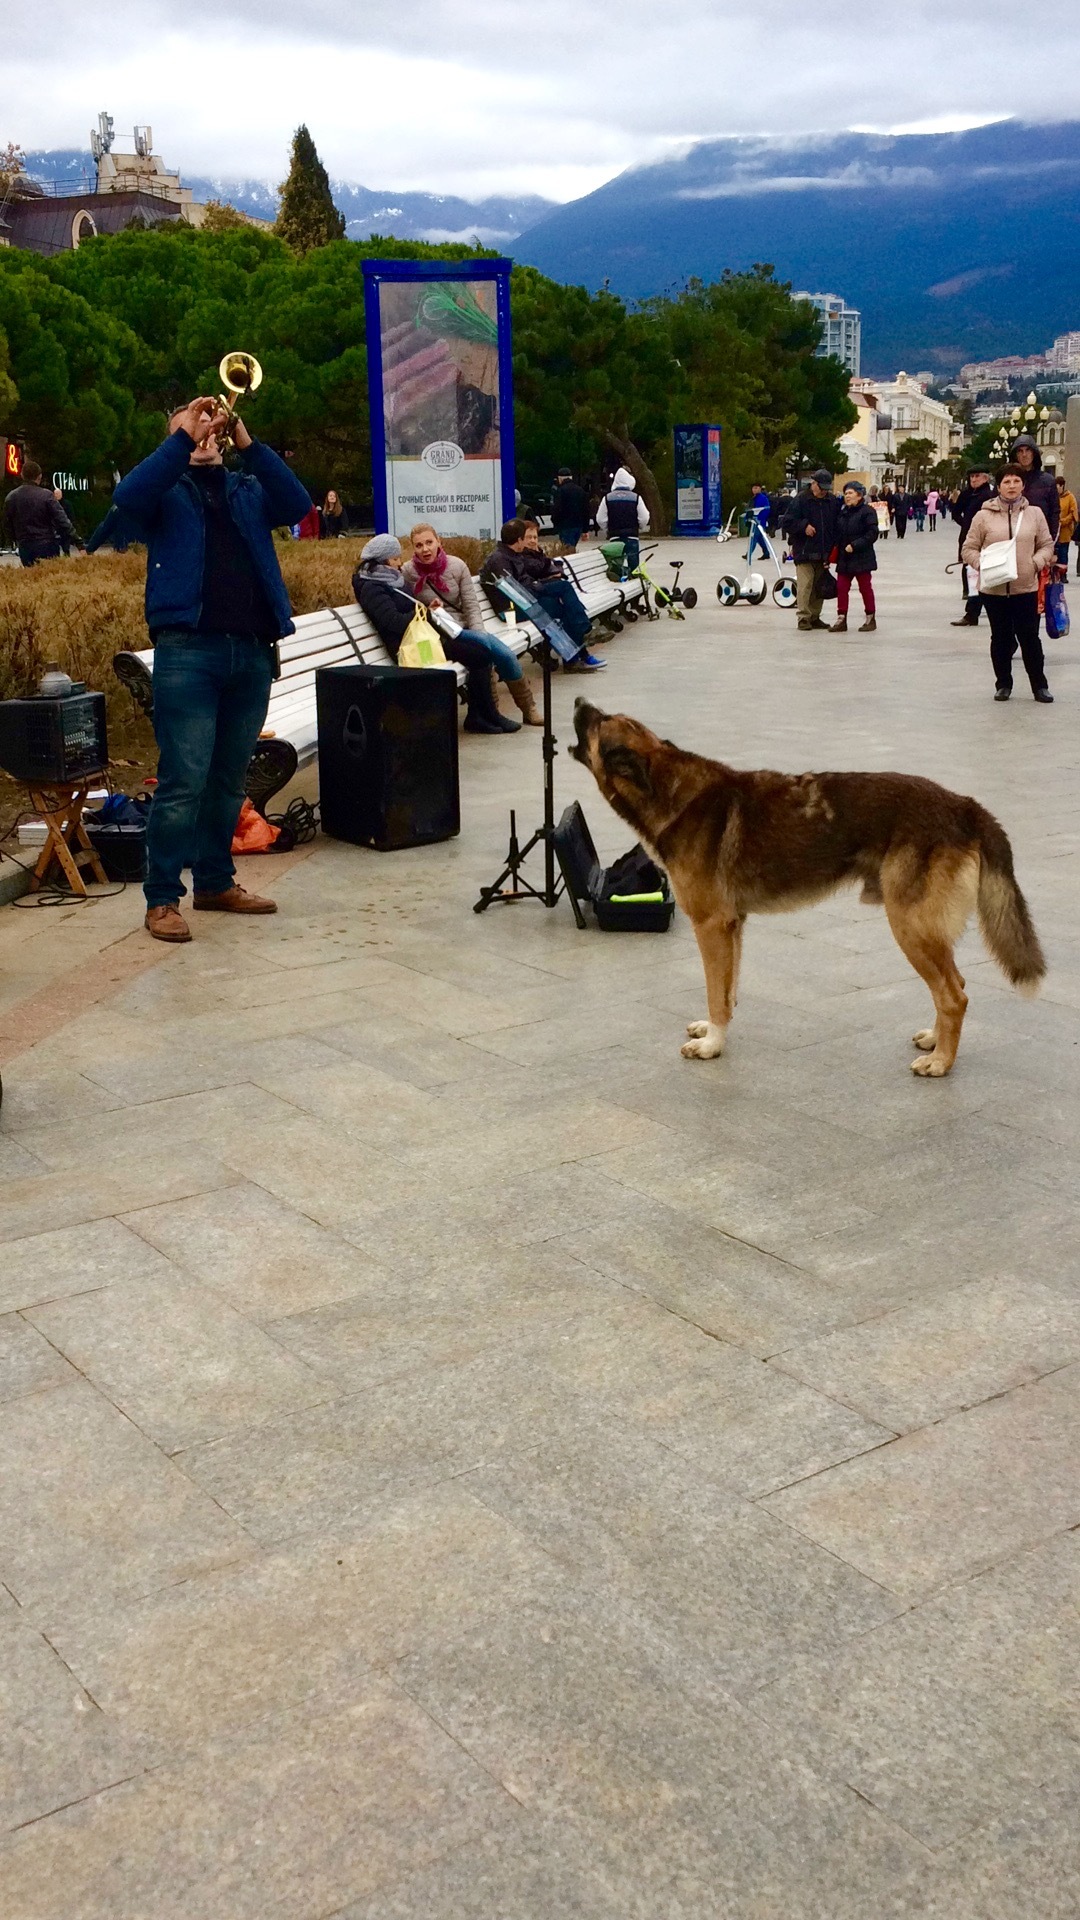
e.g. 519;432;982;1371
673;424;722;535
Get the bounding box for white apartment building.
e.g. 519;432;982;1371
795;292;862;376
839;372;962;484
873;372;959;464
1049;331;1080;373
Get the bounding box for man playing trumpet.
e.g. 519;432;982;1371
113;391;312;941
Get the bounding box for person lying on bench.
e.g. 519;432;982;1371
353;535;520;734
480;519;605;673
403;523;539;725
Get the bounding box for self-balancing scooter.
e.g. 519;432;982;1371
716;514;797;609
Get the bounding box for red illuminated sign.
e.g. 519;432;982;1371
3;441;22;479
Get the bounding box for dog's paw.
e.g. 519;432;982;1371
685;1021;710;1038
911;1029;936;1051
911;1054;949;1077
681;1028;724;1060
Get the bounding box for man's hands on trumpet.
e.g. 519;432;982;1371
173;396;226;443
171;395;251;459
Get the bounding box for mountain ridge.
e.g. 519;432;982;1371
513;119;1080;372
20;150;553;247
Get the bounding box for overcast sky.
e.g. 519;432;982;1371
9;1;1080;202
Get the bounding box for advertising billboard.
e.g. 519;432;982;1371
363;259;516;542
673;424;722;534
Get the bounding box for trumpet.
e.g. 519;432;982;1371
215;351;263;448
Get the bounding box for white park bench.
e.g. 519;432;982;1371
115;552;644;795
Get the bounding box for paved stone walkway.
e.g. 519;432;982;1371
1;531;1079;1917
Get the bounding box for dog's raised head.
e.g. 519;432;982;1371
570;700;664;813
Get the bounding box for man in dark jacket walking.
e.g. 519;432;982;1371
113;394;312;943
3;460;80;566
781;469;842;630
550;470;589;552
949;467;994;625
1009;435;1059;540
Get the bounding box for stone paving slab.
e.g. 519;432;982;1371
0;1620;158;1833
751;1529;1080;1851
0;1377;253;1613
1;531;1078;1913
0;1682;509;1920
768;1274;1080;1430
762;1363;1080;1599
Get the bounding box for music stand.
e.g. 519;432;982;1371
473;579;587;926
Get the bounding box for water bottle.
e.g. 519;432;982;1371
39;663;73;698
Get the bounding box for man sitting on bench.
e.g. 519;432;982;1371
480;520;606;673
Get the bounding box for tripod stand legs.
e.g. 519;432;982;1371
473;810;549;911
473;639;585;923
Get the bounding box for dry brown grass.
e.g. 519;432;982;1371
0;534;492;767
0;551;155;764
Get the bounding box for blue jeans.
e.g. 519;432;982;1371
535;577;593;645
145;629;273;908
445;628;522;682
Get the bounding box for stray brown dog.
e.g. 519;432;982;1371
570;700;1045;1076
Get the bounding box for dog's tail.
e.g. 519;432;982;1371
976;812;1046;995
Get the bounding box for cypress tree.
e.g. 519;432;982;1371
275;126;345;253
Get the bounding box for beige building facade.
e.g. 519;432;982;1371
839;372;962;486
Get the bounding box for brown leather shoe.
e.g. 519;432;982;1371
192;885;277;914
145;904;192;943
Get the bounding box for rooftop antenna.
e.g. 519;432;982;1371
134;126;152;159
89;111;115;161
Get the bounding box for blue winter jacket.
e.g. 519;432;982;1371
112;430;312;639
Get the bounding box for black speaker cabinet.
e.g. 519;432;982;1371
316;664;460;850
0;692;108;784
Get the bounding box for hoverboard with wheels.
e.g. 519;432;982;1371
716;517;795;609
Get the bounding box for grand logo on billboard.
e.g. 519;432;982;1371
420;441;465;474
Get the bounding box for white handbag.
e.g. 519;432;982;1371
979;508;1023;591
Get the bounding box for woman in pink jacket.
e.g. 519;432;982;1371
962;465;1055;702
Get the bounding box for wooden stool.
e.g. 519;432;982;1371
26;776;110;897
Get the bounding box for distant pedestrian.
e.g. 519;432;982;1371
1009;434;1059;540
53;487;74;554
747;482;771;562
1053;475;1076;568
950;466;995;626
872;491;890;538
550;469;589;552
781;469;842;632
320;489;347;537
86;504;135;554
912;489;927;532
2;459;79;566
926;487;940;530
962;464;1055;703
892;489;909;540
830;480;878;632
595;466;650;573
